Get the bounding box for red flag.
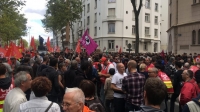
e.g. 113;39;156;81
30;37;36;51
5;42;22;59
75;41;81;54
46;37;52;52
118;47;122;54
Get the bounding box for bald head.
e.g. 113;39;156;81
117;63;125;74
128;60;137;69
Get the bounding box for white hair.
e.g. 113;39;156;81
65;59;71;64
14;71;29;87
65;87;85;103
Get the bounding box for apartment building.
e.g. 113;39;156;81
167;0;200;54
74;0;166;53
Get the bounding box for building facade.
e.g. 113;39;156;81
74;0;167;53
167;0;200;54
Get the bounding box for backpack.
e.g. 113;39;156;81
85;97;106;112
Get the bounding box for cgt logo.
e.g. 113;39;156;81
85;36;90;45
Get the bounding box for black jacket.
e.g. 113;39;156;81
173;70;183;95
0;77;11;90
41;66;60;96
64;68;85;88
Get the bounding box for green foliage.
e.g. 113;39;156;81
17;39;28;48
42;0;83;31
42;0;83;47
0;0;27;41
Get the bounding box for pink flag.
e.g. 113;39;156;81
80;29;98;55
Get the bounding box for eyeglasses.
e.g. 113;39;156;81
61;102;78;108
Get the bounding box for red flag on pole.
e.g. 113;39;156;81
46;37;52;52
5;42;22;59
75;41;81;54
30;37;36;51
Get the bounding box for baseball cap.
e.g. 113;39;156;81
101;57;107;63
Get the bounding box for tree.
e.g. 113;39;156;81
17;39;28;48
131;0;142;53
0;0;27;42
42;0;83;49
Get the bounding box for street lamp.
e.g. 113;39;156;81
28;27;31;44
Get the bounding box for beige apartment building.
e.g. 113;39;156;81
167;0;200;54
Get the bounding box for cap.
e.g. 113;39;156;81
101;57;107;63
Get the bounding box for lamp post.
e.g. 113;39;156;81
128;43;132;54
28;27;31;44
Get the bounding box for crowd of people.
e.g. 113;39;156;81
0;51;200;112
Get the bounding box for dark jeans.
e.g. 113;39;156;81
105;99;113;112
114;97;125;112
125;102;140;112
170;93;179;112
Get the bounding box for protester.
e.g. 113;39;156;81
170;61;183;112
0;64;14;112
111;63;127;112
122;60;145;111
99;57;114;103
182;70;200;112
179;70;200;110
136;78;167;112
41;57;60;103
3;71;32;112
62;88;94;112
79;80;106;112
104;68;115;112
19;77;60;112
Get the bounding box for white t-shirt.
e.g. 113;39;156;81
111;72;127;98
102;63;115;74
112;62;118;73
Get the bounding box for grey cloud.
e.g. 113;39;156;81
24;8;46;16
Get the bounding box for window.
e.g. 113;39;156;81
99;41;100;46
108;8;115;17
154;43;157;52
125;40;128;45
155;3;158;11
94;13;97;22
108;0;116;3
192;30;196;45
154;29;158;37
145;27;150;36
132;41;135;49
87;4;90;12
193;0;197;4
132;25;136;35
87;16;90;25
145;0;150;9
198;30;200;44
95;0;97;9
145;13;150;22
94;27;97;36
108;40;115;49
144;42;148;50
108;23;115;33
155;16;158;24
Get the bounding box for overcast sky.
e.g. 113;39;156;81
21;0;53;43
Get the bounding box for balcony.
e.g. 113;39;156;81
102;15;123;22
